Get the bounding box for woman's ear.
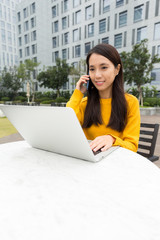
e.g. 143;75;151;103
116;64;121;75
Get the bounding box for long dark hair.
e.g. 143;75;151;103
82;43;127;132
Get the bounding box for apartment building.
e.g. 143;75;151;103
17;0;160;92
0;0;21;72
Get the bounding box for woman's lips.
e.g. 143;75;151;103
95;81;104;86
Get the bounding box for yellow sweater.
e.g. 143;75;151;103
66;89;140;152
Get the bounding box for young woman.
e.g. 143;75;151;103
67;43;140;153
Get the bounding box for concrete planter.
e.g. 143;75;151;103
0;109;5;117
140;107;160;116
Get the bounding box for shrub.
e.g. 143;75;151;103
40;100;55;104
14;96;27;102
1;97;10;101
55;97;67;103
144;98;159;107
143;102;150;107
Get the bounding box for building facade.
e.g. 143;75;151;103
0;0;21;72
16;0;160;92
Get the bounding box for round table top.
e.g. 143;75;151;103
0;141;160;240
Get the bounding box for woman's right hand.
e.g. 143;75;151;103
76;75;90;94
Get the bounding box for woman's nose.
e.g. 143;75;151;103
95;70;101;78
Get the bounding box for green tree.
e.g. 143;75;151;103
24;59;40;102
17;60;40;102
37;58;71;97
120;39;160;106
0;66;24;99
70;59;86;89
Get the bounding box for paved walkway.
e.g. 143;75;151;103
0;115;160;167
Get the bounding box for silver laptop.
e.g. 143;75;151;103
0;105;119;162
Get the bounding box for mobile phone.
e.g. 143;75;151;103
87;72;90;90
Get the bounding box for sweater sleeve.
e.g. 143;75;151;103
66;89;85;125
112;96;140;152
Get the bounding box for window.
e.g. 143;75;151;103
116;0;124;7
62;49;67;59
64;0;69;12
75;45;81;57
158;45;160;57
73;0;80;7
19;49;22;58
31;30;36;41
99;19;106;34
52;6;56;18
85;6;92;20
31;17;36;28
18;37;22;46
103;0;110;13
102;37;109;44
54;21;58;32
0;20;5;28
119;11;127;27
154;22;160;40
62;17;67;29
32;44;37;54
73;29;79;42
64;32;69;44
24;34;29;44
155;0;160;17
114;33;122;48
30;2;35;14
25;46;30;57
7;31;12;44
134;5;144;22
55;51;59;60
88;23;94;37
137;26;147;43
85;42;91;55
17;12;21;21
52;37;57;48
75;10;81;24
23;7;28;18
151;68;160;86
18;24;21;34
24;20;29;31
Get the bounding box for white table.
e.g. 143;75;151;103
0;141;160;240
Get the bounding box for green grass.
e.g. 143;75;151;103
0;117;17;138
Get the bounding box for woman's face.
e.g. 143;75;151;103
89;53;120;98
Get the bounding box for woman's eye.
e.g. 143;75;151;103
89;69;94;72
102;66;107;69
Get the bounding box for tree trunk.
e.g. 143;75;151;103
138;86;143;106
57;89;60;98
31;81;35;102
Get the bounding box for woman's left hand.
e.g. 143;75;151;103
89;135;115;152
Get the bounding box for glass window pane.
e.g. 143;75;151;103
119;11;127;27
86;6;92;20
102;37;109;44
99;19;106;34
103;0;110;12
85;42;91;55
116;0;124;7
134;5;144;22
75;45;81;57
62;17;67;29
75;10;81;24
154;22;160;40
137;27;147;43
73;29;79;42
114;33;122;48
88;23;94;37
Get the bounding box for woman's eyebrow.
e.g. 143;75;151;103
89;63;109;67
